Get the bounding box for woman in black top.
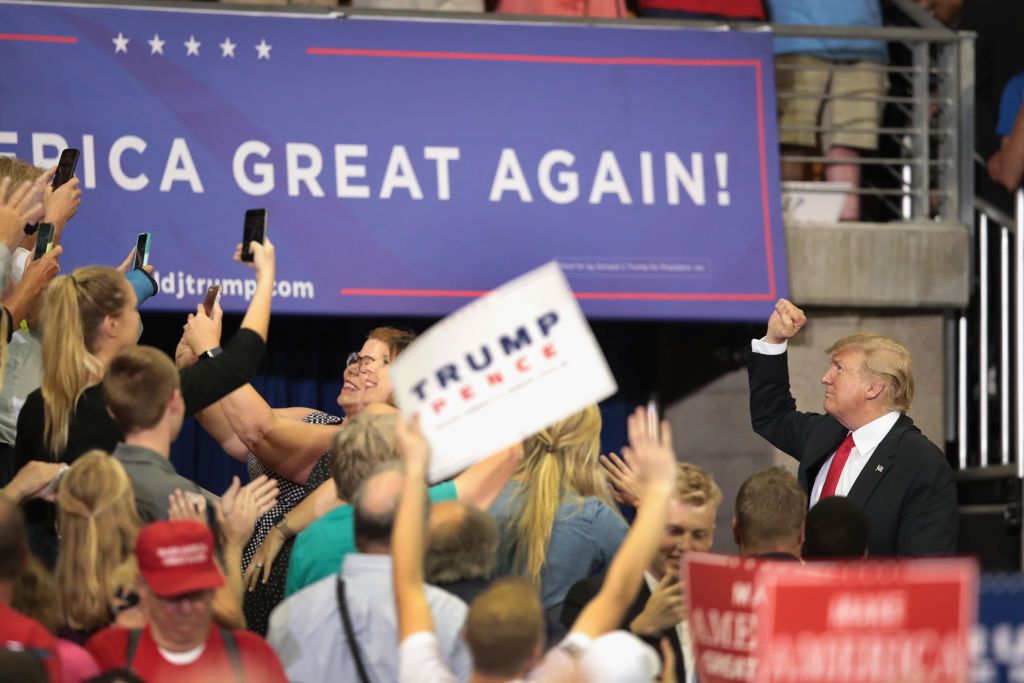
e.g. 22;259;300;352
15;240;276;566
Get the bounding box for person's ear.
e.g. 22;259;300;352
864;381;886;401
731;517;739;546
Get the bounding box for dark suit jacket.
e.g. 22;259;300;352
559;573;686;683
748;350;958;557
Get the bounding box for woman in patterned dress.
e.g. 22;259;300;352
181;326;415;634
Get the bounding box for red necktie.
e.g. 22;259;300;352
820;433;855;499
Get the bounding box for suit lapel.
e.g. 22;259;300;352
846;414;909;507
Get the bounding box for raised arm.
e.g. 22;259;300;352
392;414;434;639
570;407;676;639
450;443;523;509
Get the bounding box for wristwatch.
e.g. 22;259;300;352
200;347;223;361
274;518;296;541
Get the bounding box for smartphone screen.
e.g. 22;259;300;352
52;149;80;190
202;285;221;317
33;223;55;261
134;233;151;270
241;209;268;263
646;395;660;442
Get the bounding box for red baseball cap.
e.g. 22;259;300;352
135;520;224;598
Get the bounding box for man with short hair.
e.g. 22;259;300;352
104;346;278;524
268;464;473;682
802;495;870;559
103;346;216;522
86;520;287;682
561;462;722;683
733;467;806;559
425;500;499;603
748;299;958;556
0;498;61;681
285;412;520;597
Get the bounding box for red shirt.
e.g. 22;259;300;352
637;0;764;18
0;603;62;682
86;625;287;683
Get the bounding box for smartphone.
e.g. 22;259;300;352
37;464;70;500
646;394;660;442
52;149;80;190
134;233;152;270
202;285;221;317
33;223;55;260
241;209;268;263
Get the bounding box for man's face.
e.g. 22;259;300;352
821;348;873;426
141;584;214;652
651;499;717;579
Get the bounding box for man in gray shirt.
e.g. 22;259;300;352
103;345;275;523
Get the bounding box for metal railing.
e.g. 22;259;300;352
770;15;973;223
960;181;1024;476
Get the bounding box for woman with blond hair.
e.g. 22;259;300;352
54;451;143;644
15;241;275;565
489;404;628;617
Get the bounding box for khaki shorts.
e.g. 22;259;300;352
775;54;887;151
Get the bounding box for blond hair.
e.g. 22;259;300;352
330;412;399;500
41;268;129;457
55;450;141;632
827;333;914;412
508;405;615;586
0;157;44;186
465;578;544;677
674;462;723;509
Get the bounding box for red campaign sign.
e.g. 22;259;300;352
754;559;978;683
684;552;764;683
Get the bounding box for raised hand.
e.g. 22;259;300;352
182;300;223;356
43;169;81;231
0;176;46;247
600;450;642;507
234;238;276;284
395;413;430;475
765;298;806;344
623;406;676;493
167;489;207;523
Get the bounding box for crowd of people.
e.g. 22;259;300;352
0;150;961;683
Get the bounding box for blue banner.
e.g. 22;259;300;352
0;1;787;320
974;573;1024;683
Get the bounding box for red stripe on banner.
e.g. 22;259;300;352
306;47;756;68
341;288;775;301
0;33;77;43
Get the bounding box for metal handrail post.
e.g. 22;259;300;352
911;42;931;219
1017;188;1024;475
980;213;989;465
1002;225;1011;464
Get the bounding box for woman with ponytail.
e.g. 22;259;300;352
15;241;276;565
489;404;628;618
55;450;142;643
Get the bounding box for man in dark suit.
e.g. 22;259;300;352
748;299;958;557
560;463;723;683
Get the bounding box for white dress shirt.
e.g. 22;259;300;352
750;338;901;507
268;553;472;683
643;572;696;683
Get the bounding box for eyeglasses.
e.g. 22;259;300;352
345;352;388;373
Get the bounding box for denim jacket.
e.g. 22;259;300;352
490;481;628;617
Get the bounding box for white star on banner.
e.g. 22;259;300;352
255;39;272;60
148;34;165;55
219;37;236;58
184;35;201;57
112;32;129;53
